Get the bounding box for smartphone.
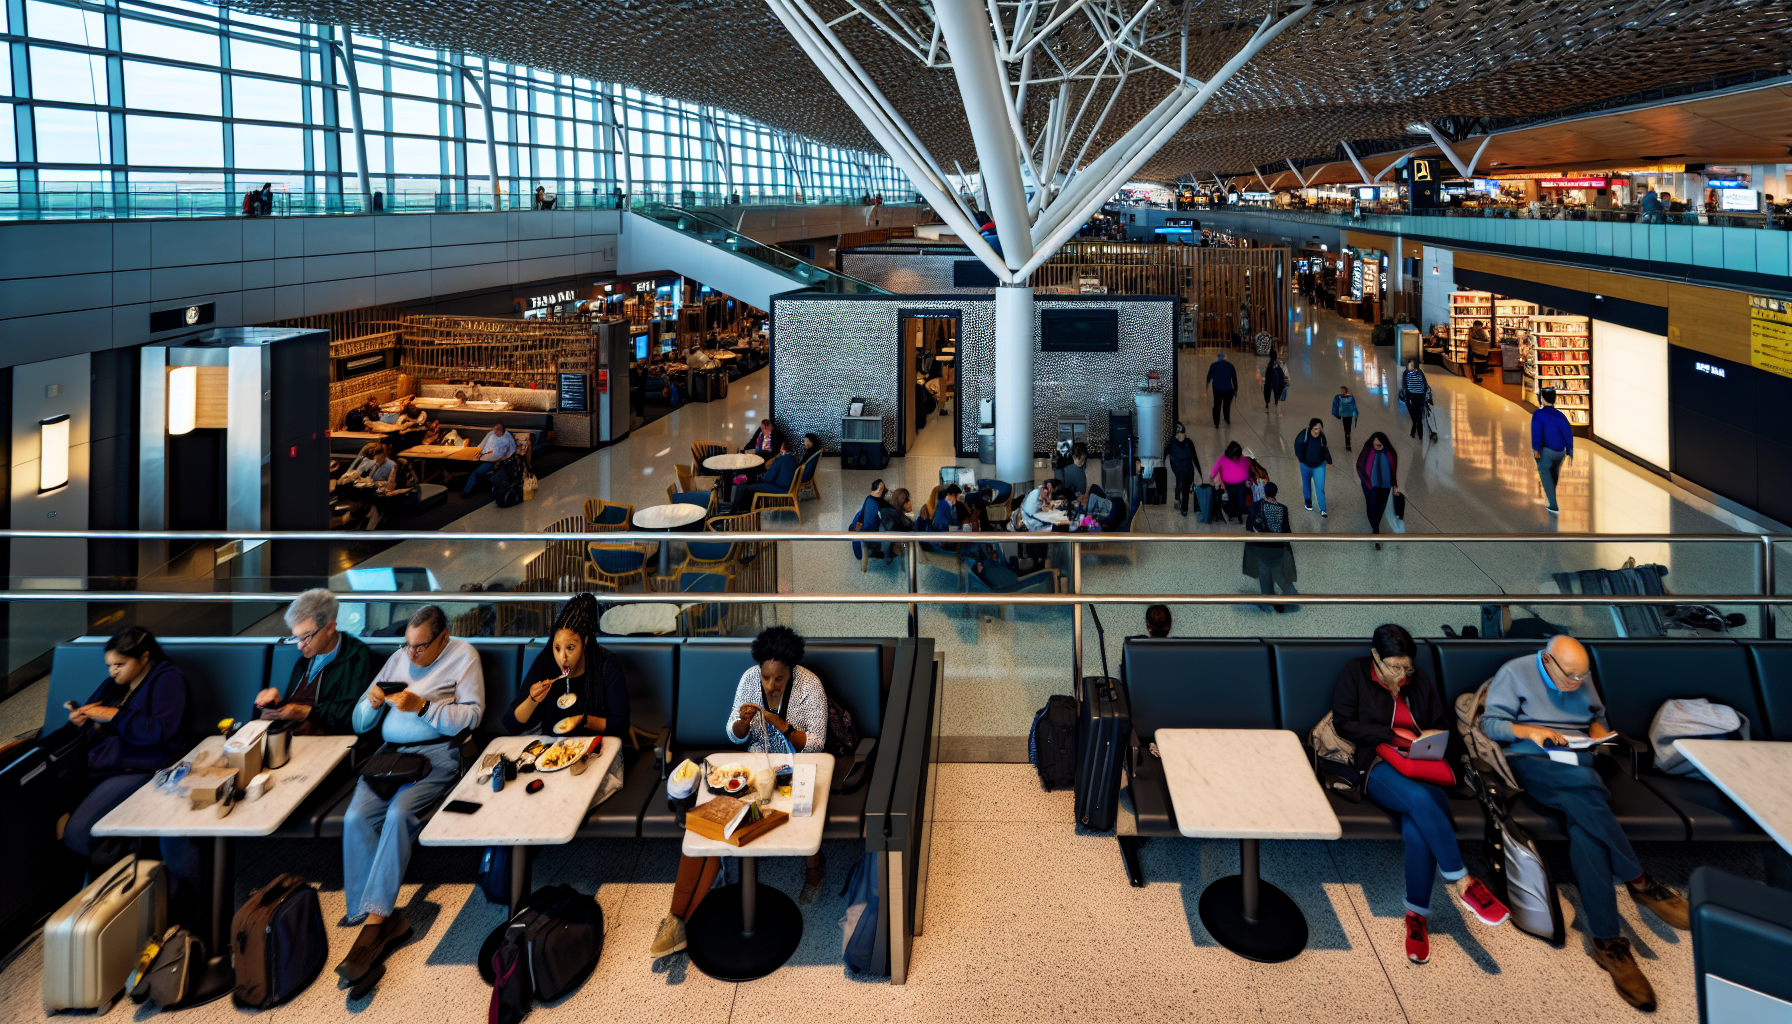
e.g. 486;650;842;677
443;800;482;814
377;682;408;696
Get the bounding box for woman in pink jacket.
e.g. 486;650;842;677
1208;441;1252;524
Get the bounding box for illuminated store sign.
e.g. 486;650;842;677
1537;177;1606;188
526;290;577;309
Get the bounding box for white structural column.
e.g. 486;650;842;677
994;284;1036;482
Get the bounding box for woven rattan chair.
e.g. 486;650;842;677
692;440;728;475
583;499;633;532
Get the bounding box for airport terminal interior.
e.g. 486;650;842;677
2;1;1792;1021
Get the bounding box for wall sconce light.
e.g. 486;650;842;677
168;365;197;435
39;414;69;493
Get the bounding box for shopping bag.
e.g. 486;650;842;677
1390;493;1407;533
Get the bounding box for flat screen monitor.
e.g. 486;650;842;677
1039;308;1119;352
633;334;649;360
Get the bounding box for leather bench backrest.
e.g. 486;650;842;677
799;644;884;739
45;643;111;735
168;642;278;736
520;639;678;739
350;638;518;733
1743;642;1792;741
677;642;756;748
1268;640;1435;733
1587;641;1761;740
1123;640;1274;741
1432;640;1546;706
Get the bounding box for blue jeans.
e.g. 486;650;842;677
1365;763;1465;914
342;742;459;920
462;460;497;496
1508;753;1641;940
1299;462;1326;512
1536;447;1566;510
65;773;153;859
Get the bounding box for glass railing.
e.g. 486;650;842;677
0;528;1785;753
0;186;928;222
631;203;891;295
1223;203;1792;231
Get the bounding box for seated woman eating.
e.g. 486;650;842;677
503;595;628;795
1330;624;1509;965
651;625;828;961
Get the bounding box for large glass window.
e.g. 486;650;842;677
6;0;910;200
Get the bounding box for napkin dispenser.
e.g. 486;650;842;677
264;720;293;770
224;719;270;787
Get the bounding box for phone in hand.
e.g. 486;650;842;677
377;682;408;696
443;800;482;814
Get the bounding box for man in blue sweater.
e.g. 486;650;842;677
1530;388;1574;514
1205;352;1238;426
732;441;798;513
1482;635;1688;1009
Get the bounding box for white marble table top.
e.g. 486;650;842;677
1154;729;1342;841
92;735;355;838
600;603;680;636
682;753;833;858
704;453;764;471
634;503;708;530
419;736;623;847
1674;739;1792;856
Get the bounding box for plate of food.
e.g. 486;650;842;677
535;737;594;772
705;761;754;796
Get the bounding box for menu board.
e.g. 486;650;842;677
558;372;589;412
1350;258;1365;300
1750;295;1792;380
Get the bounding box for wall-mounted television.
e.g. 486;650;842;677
1039;308;1119;352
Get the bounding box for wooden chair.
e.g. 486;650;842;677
665;570;733;636
584;541;651;593
750;467;808;524
584;499;633;532
692;440;728;475
703;510;771;597
674;463;701;494
795;453;822;502
665;482;715;515
529;514;595;592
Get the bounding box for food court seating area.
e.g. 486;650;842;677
1120;638;1792;879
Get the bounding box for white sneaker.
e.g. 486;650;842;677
649;914;686;958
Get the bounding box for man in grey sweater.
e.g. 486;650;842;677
1483;635;1688;1010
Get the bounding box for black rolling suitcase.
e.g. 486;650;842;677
1073;607;1129;831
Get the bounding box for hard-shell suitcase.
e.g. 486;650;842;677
43;857;166;1012
1073;608;1130;832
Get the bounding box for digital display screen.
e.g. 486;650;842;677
633;334;649;360
1718;188;1759;212
1039;309;1119;352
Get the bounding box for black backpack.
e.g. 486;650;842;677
1029;694;1078;791
490;455;525;508
131;926;234;1010
481;885;603;1024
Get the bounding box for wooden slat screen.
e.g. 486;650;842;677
1030;243;1290;349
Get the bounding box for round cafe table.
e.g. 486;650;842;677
703;452;764;507
634;503;708;576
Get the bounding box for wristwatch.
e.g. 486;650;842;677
414;701;428;718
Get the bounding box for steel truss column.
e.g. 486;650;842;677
329;27;373;209
458;64;502;209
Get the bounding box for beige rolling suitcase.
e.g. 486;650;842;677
42;857;166;1012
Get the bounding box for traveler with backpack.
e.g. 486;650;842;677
1328;624;1510;966
1293;418;1332;516
1167;422;1201;518
338;606;484;995
1242;482;1297;613
1331;386;1358;450
1480;636;1690;1010
651;626;829;960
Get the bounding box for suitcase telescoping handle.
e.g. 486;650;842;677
1087;606;1115;701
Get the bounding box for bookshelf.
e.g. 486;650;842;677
1527;314;1591;426
1447;291;1493;366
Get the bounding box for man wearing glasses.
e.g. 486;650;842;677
1481;635;1688;1010
337;605;484;994
253;588;372;734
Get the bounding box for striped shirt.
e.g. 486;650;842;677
1402;368;1428;396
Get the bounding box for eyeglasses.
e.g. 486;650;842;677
283;625;324;647
1544;653;1591;683
402;630;444;656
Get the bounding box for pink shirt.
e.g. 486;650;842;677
1210;455;1250;485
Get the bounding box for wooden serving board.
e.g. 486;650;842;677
685;798;790;847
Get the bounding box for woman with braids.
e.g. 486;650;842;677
502;593;629;739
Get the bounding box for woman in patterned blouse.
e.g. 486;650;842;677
650;627;829;961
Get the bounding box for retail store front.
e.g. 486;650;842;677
1442;290;1591;429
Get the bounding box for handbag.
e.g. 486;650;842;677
1374;743;1456;785
354;702;435;799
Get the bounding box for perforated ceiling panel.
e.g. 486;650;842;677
224;0;1792;179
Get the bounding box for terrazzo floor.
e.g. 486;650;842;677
328;296;1781;759
0;763;1760;1022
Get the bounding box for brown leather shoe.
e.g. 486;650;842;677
1627;877;1690;930
1591;936;1657;1012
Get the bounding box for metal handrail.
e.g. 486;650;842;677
10;529;1787;543
1;591;1787;605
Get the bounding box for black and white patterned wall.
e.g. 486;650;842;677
839;250;994;295
771;294;1176;459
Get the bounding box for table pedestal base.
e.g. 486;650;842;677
1198;839;1308;963
684;861;803;981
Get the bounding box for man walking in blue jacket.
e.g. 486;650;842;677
1206;352;1238;426
1531;388;1574;514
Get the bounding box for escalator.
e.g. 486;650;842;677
619;202;888;308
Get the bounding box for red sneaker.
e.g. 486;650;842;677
1459;878;1511;926
1405;912;1429;965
